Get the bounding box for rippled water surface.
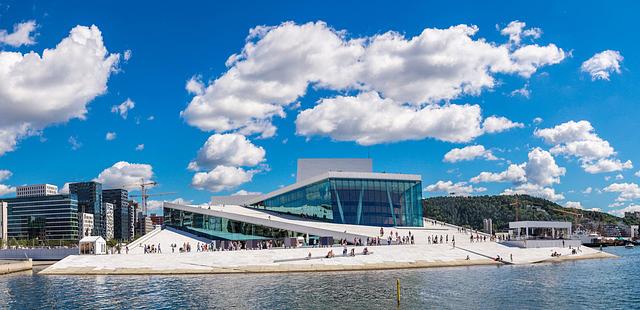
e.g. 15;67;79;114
0;247;638;309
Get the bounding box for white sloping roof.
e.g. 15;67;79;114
163;202;381;241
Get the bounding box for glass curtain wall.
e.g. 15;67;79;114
164;207;304;240
253;178;423;227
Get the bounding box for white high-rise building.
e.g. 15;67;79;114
103;202;114;240
16;184;58;198
78;212;94;238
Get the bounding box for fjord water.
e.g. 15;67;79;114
1;247;637;309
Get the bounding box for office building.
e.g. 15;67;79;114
78;212;94;238
69;182;103;238
103;189;131;241
135;215;153;236
103;202;114;240
128;200;139;240
483;219;493;235
150;213;164;226
0;202;6;247
2;194;79;241
16;184;58;198
164;158;423;242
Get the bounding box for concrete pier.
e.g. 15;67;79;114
0;259;33;275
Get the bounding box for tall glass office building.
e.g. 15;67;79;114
69;182;103;238
251;177;423;227
2;194;79;241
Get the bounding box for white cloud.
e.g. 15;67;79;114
636;170;640;177
233;189;262;196
443;145;498;163
581;50;623;81
482;116;524;134
147;198;192;211
616;174;624;180
0;169;12;182
500;21;541;46
0;184;15;196
185;76;205;96
524;147;566;186
105;132;116;141
111;98;135;119
535;120;631;174
188;133;265;171
582;187;593;194
565;201;583;209
510;83;530;98
471;148;564;187
68;136;81;150
502;183;565;201
581;158;633;174
295;91;484;145
533;117;543;124
471;163;527;183
135;144;144;151
0;25;119;156
191;165;255;192
610;204;640;217
59;182;70;194
0;20;37;47
123;49;132;61
183;21;565;140
424;180;486;196
0;169;15;197
94;161;154;190
603;182;640;202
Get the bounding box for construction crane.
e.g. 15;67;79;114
505;196;521;222
129;192;177;215
553;208;584;227
121;178;158;216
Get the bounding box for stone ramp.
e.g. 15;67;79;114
127;227;212;254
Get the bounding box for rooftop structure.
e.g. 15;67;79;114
296;158;372;182
16;184;58;198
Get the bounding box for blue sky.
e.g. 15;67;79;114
0;1;638;215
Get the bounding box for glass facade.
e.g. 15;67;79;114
103;189;131;241
2;194;79;241
164;207;304;241
253;178;423;227
69;182;103;238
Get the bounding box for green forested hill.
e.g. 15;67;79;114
422;194;623;232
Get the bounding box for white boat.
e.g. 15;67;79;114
625;243;634;248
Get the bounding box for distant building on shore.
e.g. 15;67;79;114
483;218;493;235
16;184;58;198
78;212;94;238
0;201;7;248
103;189;132;241
69;182;104;238
103;202;114;241
128;200;138;240
1;193;79;241
149;213;163;226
